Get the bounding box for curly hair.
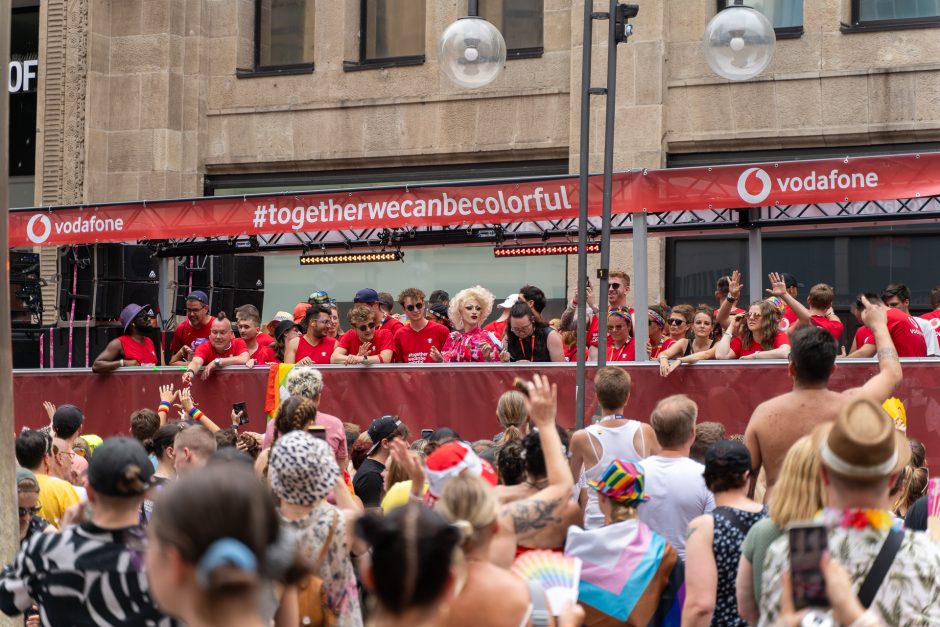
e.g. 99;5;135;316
285;366;325;400
448;285;495;331
398;287;426;306
348;304;375;325
741;300;782;352
237;433;261;460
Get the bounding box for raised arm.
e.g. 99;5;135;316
716;270;742;331
845;296;902;402
767;272;811;332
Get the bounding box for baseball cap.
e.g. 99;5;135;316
52;404;85;436
704;440;752;476
308;290;335;305
377;292;394;311
367;415;402;455
119;303;152;332
781;273;804;289
187;290;209;305
293;302;312;324
497;294;519;310
354;288;380;304
425;441;498;502
274;319;300;342
429;303;449;320
87;437;154;497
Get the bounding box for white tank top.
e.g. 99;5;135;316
581;419;645;530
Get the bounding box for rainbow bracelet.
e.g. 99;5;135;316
188;406;205;421
157;401;172;414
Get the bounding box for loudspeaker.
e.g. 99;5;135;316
234;256;264;290
10;251;43;328
60;281;160;321
61;244;158;283
209;287;235;316
211;257;235;288
12;329;42;369
44;325;123;368
234;289;264;314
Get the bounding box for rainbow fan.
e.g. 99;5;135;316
512;551;581;616
928;477;940;542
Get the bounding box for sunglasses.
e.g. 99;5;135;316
356;322;376;332
18;505;41;517
667;318;686;326
746;313;762;320
465;305;482;312
405;302;424;312
609;283;621;291
317;317;335;326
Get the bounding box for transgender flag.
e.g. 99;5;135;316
565;519;684;626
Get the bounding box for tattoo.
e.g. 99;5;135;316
686;526;699;541
505;497;563;534
876;347;899;362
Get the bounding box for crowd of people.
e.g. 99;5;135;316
90;268;940;380
4;283;939;626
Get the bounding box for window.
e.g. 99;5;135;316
360;0;425;64
718;0;803;38
255;0;315;69
849;0;940;29
479;0;544;58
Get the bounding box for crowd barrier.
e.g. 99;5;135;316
12;361;940;468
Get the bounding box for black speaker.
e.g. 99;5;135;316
234;289;264;314
12;329;42;369
60;280;159;321
211;256;235;288
234;256;264;290
209;287;235;316
10;251;43;328
122;245;160;282
45;325;123;368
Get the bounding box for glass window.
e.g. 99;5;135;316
361;0;425;62
256;0;315;68
856;0;940;22
479;0;544;55
719;0;803;30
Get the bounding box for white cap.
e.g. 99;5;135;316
497;294;519;309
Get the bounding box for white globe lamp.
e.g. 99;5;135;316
702;3;775;81
439;16;506;89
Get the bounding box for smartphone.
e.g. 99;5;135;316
788;523;829;610
421;428;434;439
307;425;327;441
232;402;249;426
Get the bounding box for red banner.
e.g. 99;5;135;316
10;152;940;247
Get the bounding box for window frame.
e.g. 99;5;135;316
346;0;426;71
842;0;940;33
480;0;545;59
238;0;315;78
714;0;804;39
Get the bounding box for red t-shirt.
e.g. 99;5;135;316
250;344;279;364
885;308;927;357
919;310;940;335
713;306;746;318
194;337;248;362
810;315;844;341
606;341;636;362
394;321;450;364
648;336;675;359
381;316;404;335
170;316;215;353
589;316;600;347
295;335;336;364
730;331;789;358
779;307;799;331
484;319;508;342
855;326;875;349
256;332;274;347
337;329;394;361
118;335;158;365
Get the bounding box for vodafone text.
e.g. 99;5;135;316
777;169;879;193
25;214;125;244
252;186;573;230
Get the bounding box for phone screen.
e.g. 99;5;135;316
421;428;434;439
308;427;327;441
788;524;829;610
233;402;249;425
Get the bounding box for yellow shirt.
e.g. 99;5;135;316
381;480;428;513
35;473;81;528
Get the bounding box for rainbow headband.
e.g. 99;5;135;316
647;310;666;328
608;307;632;323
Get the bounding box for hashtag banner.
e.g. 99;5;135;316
9;152;940;247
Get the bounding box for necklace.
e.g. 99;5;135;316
819;508;898;532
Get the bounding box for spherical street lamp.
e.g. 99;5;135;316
438;16;506;89
702;3;775;81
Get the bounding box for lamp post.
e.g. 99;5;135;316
439;2;506;90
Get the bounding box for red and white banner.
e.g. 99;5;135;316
10;152;940;247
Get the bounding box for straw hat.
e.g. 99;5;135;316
818;398;911;479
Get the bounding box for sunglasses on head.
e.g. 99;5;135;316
465;305;482;312
609;283;621;291
667;318;685;326
356;322;376;332
405;302;424;312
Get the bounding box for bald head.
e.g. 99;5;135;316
650;394;698;450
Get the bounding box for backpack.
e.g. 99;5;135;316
296;510;339;627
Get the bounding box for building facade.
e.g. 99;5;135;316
12;0;940;326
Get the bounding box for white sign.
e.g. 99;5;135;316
8;59;38;93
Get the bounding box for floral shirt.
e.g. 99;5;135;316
440;326;500;363
283;503;363;627
758;509;940;627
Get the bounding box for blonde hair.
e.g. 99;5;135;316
600;493;638;523
768;435;825;527
448;286;495;331
435;474;499;554
496;391;527;445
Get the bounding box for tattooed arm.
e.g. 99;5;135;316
846;296;902;403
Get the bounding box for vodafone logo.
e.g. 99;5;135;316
737;168;772;204
26;214;52;244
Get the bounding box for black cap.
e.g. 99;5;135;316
367;415;402;455
187;290;209;305
427;427;461;443
429;303;449;320
274;319;300;342
52;404;85;437
88;437;154;497
704;440;752;476
781;273;804;289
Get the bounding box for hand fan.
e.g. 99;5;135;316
512;550;581;616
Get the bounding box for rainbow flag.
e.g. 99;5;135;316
565;520;683;626
265;363;295;420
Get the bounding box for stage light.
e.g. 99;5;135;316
493;242;600;258
299;251;404;265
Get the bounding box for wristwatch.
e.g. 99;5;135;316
726;294;737;303
214;358;222;368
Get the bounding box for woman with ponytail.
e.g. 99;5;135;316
146;463;309;627
495;390;527;445
141;423;183;522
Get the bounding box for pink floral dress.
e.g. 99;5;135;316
440;327;501;362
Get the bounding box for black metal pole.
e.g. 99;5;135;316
468;0;479;17
575;0;594;429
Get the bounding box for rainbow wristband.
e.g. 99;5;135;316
188;406;205;421
157;401;172;414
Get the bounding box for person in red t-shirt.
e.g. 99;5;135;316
182;314;250;383
377;291;405;336
394;288;449;363
919;285;940;330
331;304;394;365
647;307;676;359
847;292;927;358
169;291;215;365
92;303;159;372
777;272;802;331
484;294;518;344
605;307;636;362
284;305;337;365
766;274;844;343
235;309;278;366
716;300;791;359
235;304;273;348
713;273;747;331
